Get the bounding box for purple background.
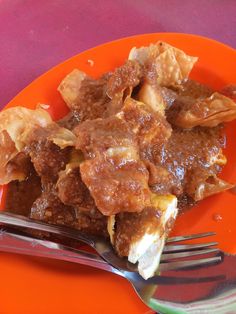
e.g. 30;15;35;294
0;0;235;108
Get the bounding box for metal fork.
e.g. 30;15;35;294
0;211;221;273
0;228;226;314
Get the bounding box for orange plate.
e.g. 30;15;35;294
1;33;236;314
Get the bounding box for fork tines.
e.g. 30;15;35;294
160;231;221;271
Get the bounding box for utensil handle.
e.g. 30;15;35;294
0;211;95;246
0;228;120;275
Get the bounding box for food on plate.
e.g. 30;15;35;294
168;92;236;128
1;41;235;279
128;41;198;86
0;107;76;185
108;194;177;279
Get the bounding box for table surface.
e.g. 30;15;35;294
0;0;235;108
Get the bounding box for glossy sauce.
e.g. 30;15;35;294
150;126;224;198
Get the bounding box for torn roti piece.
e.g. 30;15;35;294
137;79;213;115
58;69;111;121
58;61;142;120
187;175;234;201
56;155;97;211
221;85;236;102
0;106;76;151
0;107;52;151
20;125;75;189
75;116;151;215
0;106;76;184
0;131;27;184
129;41;198;86
169;92;236;128
0;107;50;184
58;69;87;107
150;126;228;198
120;97;172;155
26;123;76;149
108;194;178;279
137;82;167;114
106;60;142;99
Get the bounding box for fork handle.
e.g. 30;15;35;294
0;229;121;275
0;212;95;246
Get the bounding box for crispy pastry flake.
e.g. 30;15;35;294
129;41;198;86
0;107;76;184
172;92;236;128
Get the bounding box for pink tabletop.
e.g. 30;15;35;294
0;0;235;109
